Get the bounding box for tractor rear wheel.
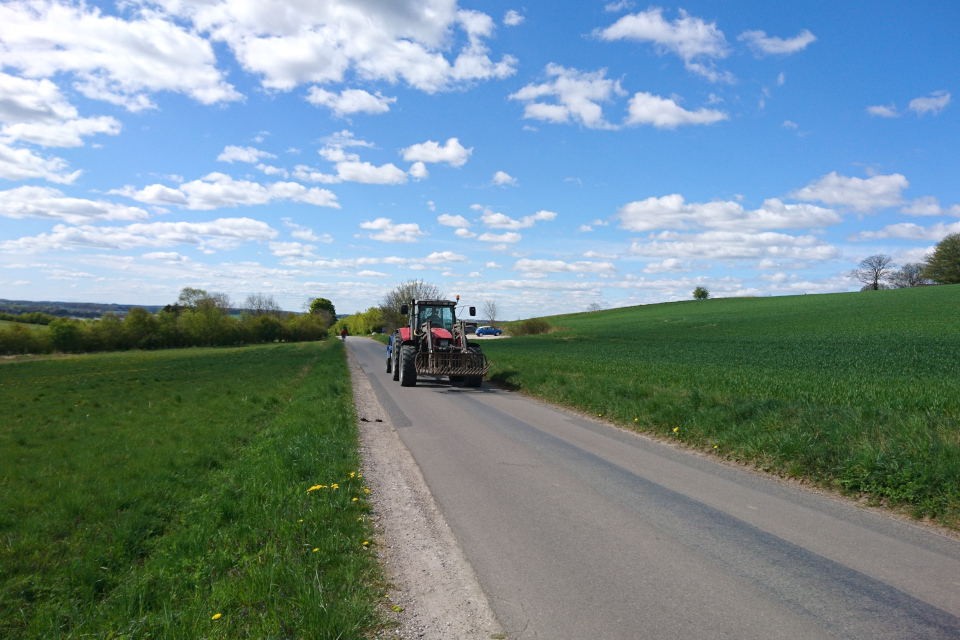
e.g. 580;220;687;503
392;346;400;380
399;345;417;387
386;354;392;374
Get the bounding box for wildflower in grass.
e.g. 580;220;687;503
363;541;369;546
307;485;322;492
363;487;370;494
352;497;358;502
350;472;356;478
298;519;303;522
212;613;222;620
332;483;339;489
313;548;319;552
673;427;679;433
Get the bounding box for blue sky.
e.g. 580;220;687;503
1;0;957;317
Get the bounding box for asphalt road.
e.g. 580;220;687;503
349;338;960;639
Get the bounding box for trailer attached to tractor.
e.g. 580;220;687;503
386;297;489;387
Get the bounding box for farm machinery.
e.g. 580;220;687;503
386;297;489;387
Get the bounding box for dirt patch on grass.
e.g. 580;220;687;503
347;348;503;640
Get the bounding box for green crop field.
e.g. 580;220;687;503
0;341;384;639
483;285;960;526
0;320;44;332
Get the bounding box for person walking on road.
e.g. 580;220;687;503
341;327;347;342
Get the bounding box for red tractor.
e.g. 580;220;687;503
386;297;489;387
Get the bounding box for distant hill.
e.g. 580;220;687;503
0;299;166;319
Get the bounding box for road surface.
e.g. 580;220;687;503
349;338;960;639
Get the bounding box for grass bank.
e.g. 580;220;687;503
0;341;384;638
481;286;960;526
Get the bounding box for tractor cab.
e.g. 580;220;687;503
412;300;457;333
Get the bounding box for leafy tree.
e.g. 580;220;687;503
309;297;336;316
49;318;84;352
922;232;960;284
889;263;930;288
482;299;501;325
124;307;160;348
177;287;208;307
851;254;895;290
692;286;710;300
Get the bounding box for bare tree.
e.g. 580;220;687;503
178;287;231;313
245;292;283;317
481;299;501;325
379;279;444;332
851;254;896;291
889;263;930;288
586;302;603;312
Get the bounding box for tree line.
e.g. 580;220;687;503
0;289;336;355
852;233;960;290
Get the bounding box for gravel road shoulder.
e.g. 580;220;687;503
347;343;504;640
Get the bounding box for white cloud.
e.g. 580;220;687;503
336;161;408;184
901;197;960;217
617;194;840;232
605;1;635;12
256;164;289;178
437;214;471;227
0;1;241;110
629;230;840;262
486;261;502;268
493;170;517;186
217;145;277;163
642;258;688;273
0;186;149;224
0;142;81;183
112;173;340;210
283;219;333;243
503;10;524;26
509;64;626;129
577;224;594;232
582;251;618;259
478;231;522;243
597;8;732;82
142;251;191;264
513;259;616;274
479;207;556;230
408;161;429;180
850;220;960;242
1;217;277;253
359;217;426;243
269;241;317;257
157;0;516;94
455;228;478;239
738;29;816;56
306;87;397;116
867;103;899;118
625;92;728;128
789;172;908;212
0;72;122;146
782;120;799;129
401;138;472;167
423;250;468;263
909;90;951;116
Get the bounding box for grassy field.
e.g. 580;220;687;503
482;286;960;525
0;341;384;639
0;319;44;331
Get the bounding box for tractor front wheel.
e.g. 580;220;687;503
386;353;392;374
399;345;418;387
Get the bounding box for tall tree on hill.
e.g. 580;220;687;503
245;293;283;317
889;263;930;288
851;254;896;291
922;233;960;284
482;299;501;325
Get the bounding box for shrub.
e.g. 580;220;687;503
48;318;84;353
507;318;552;336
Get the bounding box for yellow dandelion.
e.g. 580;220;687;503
673;427;679;433
714;445;718;449
363;541;369;546
598;413;602;417
357;474;362;478
298;519;303;522
307;485;321;492
358;517;362;521
634;418;638;422
313;548;319;552
352;497;358;502
332;483;339;490
350;472;356;478
212;613;222;620
363;488;370;494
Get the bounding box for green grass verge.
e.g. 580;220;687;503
482;286;960;525
0;341;384;638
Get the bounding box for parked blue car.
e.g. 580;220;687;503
475;325;502;336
